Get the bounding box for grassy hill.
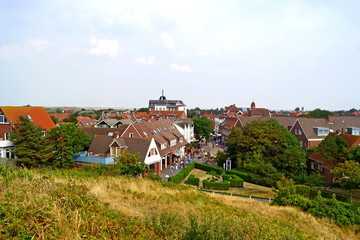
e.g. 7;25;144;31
0;166;358;239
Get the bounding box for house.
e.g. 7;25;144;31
308;133;360;182
80;125;129;138
172;118;195;143
77;116;91;121
148;90;187;114
148;110;187;120
289;116;360;149
76;119;98;128
0;106;56;159
95;119;133;128
121;119;188;173
219;117;242;136
223;102;271;118
49;113;72;122
75;135;162;173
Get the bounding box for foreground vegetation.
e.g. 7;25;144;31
0;166;358;239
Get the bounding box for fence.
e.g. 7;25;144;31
198;188;273;203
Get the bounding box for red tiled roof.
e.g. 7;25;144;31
1;106;56;131
77;116;91;120
49;113;72;120
149;111;186;119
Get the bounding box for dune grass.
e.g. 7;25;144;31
0;166;358;239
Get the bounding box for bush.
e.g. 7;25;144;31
226;169;250;182
294;185;351;203
195;162;223;175
203;180;230;190
168;162;195;183
187;175;200;186
223;174;244;187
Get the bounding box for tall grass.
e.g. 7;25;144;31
0;166;358;239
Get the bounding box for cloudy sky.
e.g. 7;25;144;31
0;0;359;110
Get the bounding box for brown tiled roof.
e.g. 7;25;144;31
88;135;113;156
294;117;360;140
126;119;187;156
273;117;297;130
81;125;128;138
49;113;72;121
247;108;271;117
149;111;186;119
123;137;152;162
328;133;360;148
1;106;56;131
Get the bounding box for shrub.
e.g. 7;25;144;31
187;175;200;186
223;174;244;187
195;162;223;175
168;162;195;183
203;180;230;190
226;169;250;182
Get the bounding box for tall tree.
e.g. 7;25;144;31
114;149;147;176
48;124;91;154
10;116;52;167
315;135;348;164
306;108;332;118
332;160;360;202
192;115;212;141
227;119;306;179
47;127;76;168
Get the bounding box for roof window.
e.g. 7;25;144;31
26;115;32;120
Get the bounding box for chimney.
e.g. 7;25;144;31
327;115;334;124
114;132;119;138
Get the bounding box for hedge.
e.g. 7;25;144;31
168;162;195;183
223;174;244;187
203;180;230;190
295;185;351;203
187;174;200;186
194;162;224;175
226;169;250;182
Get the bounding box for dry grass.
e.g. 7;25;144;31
208;193;360;240
227;182;277;198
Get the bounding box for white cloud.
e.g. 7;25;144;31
160;32;176;49
27;38;51;51
134;56;156;65
87;36;119;57
170;63;192;72
197;51;222;57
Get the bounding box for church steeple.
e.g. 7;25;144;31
251;101;256;109
159;89;167;101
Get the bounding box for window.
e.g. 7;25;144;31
315;127;329;136
294;128;302;135
179;137;184;142
170;139;176;146
148;148;157;156
0;115;7;123
129;133;134;138
143;131;147;137
26;115;32;120
161;143;167;150
299;141;303;147
311;162;315;170
41;130;46;136
4;132;10;140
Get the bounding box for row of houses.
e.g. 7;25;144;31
0;106;194;176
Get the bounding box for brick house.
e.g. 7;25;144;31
0;106;56;158
121;119;188;174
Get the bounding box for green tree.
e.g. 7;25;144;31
47;127;76;168
332;160;360;202
227;119;306;180
315;135;348;164
50;115;58;124
294;107;300;111
306;108;332;118
348;146;360;163
192;115;212;141
114;149;147;176
63;114;77;123
48;124;91;154
137;108;149;113
10;116;52;167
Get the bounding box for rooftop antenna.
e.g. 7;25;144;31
162;89;164;96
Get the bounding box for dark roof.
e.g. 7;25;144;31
123;138;152;162
81;125;128;137
88;135;113;155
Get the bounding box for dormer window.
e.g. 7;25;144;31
161;143;167;150
170;139;176;146
27;115;32;120
314;127;329;136
348;127;360;136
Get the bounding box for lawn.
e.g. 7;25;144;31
188;168;276;199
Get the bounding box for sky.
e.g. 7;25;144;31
0;0;359;110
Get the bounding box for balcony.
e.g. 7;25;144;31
0;140;13;148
